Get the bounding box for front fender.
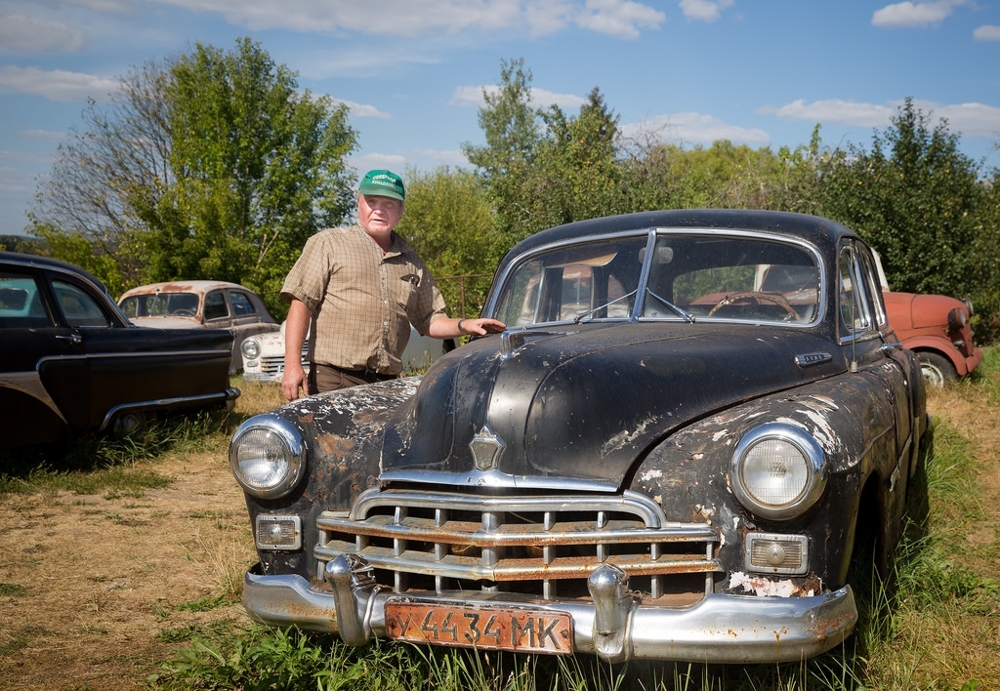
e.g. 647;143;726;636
629;370;901;590
238;377;421;579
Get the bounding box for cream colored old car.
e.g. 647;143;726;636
119;280;279;374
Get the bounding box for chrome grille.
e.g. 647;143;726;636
316;488;719;601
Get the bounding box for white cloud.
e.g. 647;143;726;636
871;1;962;29
62;0;136;13
909;99;1000;138
761;99;896;128
153;0;662;39
450;84;588;110
679;0;734;23
575;0;665;39
334;99;392;120
0;66;119;102
620;113;770;147
762;98;1000;139
0;14;87;52
973;24;1000;40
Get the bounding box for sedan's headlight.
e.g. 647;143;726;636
730;423;826;520
230;415;304;499
241;337;261;359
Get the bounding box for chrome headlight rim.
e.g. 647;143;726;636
229;414;305;499
241;337;262;359
730;422;827;520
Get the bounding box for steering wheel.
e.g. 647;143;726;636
172;309;197;317
707;291;799;320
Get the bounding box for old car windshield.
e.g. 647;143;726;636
119;292;199;318
491;232;821;327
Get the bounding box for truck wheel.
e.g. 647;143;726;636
917;352;958;389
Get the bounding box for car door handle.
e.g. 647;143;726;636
56;333;83;346
880;341;903;354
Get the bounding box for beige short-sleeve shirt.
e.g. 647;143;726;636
281;225;448;374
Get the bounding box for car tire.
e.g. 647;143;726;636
917;352;957;389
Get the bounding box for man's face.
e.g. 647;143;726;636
358;194;403;235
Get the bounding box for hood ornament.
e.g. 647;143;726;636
469;425;506;471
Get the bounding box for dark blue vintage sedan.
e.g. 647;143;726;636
1;252;238;449
229;210;928;663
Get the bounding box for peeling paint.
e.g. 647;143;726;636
730;572;816;598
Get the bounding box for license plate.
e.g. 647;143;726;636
384;601;574;655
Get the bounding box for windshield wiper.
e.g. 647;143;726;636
573;290;637;323
644;289;696;322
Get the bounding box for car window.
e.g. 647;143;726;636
229;291;256;317
662;236;819;323
120;292;199;317
53;280;110;327
0;271;53;328
492;233;821;327
204;291;229;321
493;237;644;326
838;244;877;338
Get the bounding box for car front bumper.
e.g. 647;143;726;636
243;557;857;664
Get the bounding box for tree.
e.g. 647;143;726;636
396;166;499;317
29;38;358;317
464;61;625;252
818;99;984;299
29;60;173;288
462;58;543;254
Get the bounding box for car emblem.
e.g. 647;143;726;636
469;425;506;471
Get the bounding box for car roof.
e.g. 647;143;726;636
500;210;858;266
119;280;253;298
0;251;111;295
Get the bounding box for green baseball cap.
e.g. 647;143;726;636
358;169;405;201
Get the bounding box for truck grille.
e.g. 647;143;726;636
316;488;719;601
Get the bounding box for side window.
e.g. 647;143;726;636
229;291;256;317
53;280;110;327
838;244;876;338
0;271;52;328
204;291;228;321
859;249;888;329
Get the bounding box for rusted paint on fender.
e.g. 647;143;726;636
243;377;421;580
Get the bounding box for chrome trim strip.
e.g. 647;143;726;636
98;387;239;432
378;469;619;492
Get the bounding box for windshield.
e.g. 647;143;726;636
490;232;821;327
119;292;200;318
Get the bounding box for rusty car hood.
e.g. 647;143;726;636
381;322;848;490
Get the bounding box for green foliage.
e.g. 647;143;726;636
818;99;993;330
396;166;500;317
29;222;127;296
139;37;358;318
28;38;357;317
462;58;544;254
0;235;47;254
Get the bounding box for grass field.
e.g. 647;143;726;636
2;352;997;690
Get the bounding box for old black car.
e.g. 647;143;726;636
1;252;239;449
229;210;928;663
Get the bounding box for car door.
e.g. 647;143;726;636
0;267;93;446
837;240;914;539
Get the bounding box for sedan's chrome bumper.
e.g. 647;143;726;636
243;556;857;664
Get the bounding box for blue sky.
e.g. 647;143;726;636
1;0;999;238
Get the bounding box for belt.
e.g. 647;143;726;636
327;364;398;383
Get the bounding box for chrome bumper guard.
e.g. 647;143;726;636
244;555;857;664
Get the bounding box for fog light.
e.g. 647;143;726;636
255;515;302;550
745;532;808;575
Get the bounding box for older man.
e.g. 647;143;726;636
280;169;505;400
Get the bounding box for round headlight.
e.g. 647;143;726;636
241;337;261;359
229;415;304;499
730;423;826;520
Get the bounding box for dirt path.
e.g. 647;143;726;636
0;445;256;691
1;386;997;690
